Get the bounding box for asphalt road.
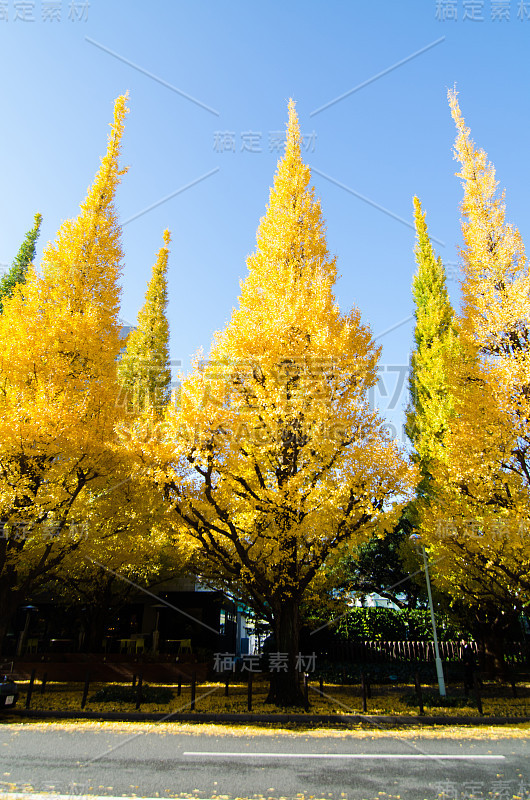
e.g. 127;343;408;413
0;723;528;800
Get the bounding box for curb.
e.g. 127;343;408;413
4;708;530;726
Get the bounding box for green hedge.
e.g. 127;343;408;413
316;659;468;684
334;607;465;642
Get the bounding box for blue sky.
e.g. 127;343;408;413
2;0;530;441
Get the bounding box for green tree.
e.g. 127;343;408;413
339;514;426;609
400;196;457;624
405;196;457;493
118;230;172;414
299;510;426;638
0;213;42;313
416;92;530;675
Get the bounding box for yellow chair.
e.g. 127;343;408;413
178;638;192;655
134;638;145;654
25;638;38;654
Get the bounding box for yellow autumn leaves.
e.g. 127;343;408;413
1;84;527;701
412;91;530;616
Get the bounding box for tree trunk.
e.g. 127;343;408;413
86;607;110;653
0;583;23;656
0;616;11;657
266;598;305;707
476;612;515;680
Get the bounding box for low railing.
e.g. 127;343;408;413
326;639;530;664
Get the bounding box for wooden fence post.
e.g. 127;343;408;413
135;673;143;710
361;672;368;713
191;672;196;711
25;669;36;710
81;671;90;709
473;673;483;716
247;671;252;712
414;670;424;716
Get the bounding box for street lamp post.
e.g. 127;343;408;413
409;533;446;697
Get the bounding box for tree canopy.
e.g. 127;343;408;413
156;100;416;705
0;95;129;651
414;91;530;672
0;212;42;314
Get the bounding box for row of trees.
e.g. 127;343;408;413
406;90;530;673
0;97;178;652
0;91;528;704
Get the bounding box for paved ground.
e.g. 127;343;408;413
0;723;528;800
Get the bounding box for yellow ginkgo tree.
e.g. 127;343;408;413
0;95;130;652
51;230;184;651
157;101;416;706
418;91;530;673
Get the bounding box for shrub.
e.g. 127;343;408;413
334;607;465;641
89;684;173;704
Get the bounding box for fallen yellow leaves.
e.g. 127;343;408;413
9;678;530;728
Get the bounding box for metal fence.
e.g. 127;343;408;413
326;640;530;665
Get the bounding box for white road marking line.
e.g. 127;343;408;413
183;751;505;760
